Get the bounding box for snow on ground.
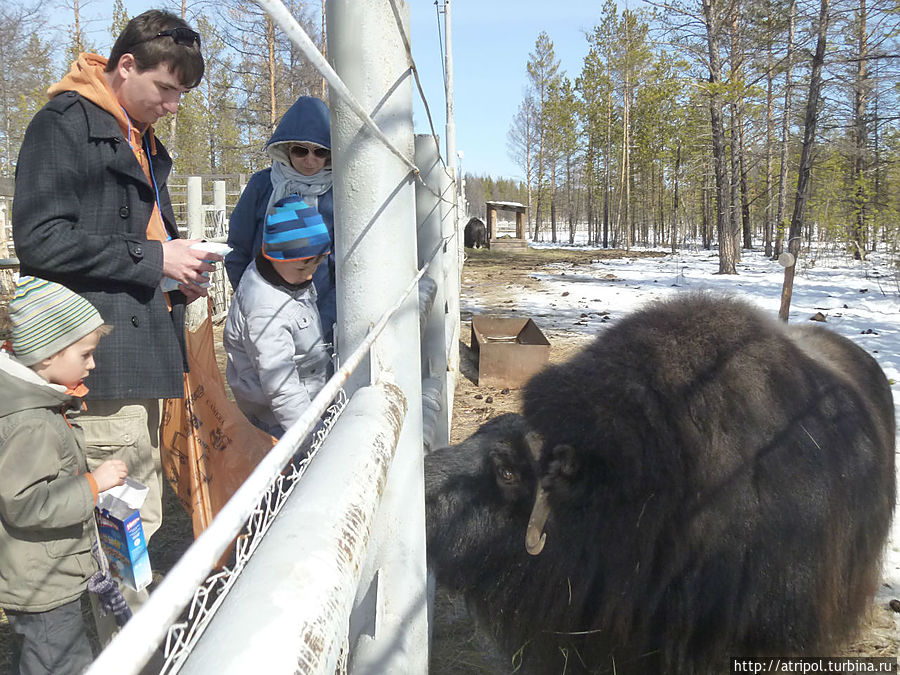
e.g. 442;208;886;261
487;242;900;612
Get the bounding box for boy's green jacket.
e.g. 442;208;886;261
0;351;96;612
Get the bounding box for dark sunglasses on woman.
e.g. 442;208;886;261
290;145;330;159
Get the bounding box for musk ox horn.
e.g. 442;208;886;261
525;485;549;555
524;430;549;555
525;430;543;461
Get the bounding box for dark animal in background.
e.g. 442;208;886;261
425;294;896;674
464;217;487;249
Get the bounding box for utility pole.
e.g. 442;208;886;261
439;0;462;424
321;0;327;98
443;0;456;178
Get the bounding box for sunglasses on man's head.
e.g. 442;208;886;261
290;145;330;159
156;27;201;47
131;27;201;50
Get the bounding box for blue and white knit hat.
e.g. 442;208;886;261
9;276;104;366
262;195;331;262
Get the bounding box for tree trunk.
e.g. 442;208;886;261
207;78;216;170
657;160;665;248
729;12;744;259
534;125;545;241
73;0;83;54
702;157;712;250
738;112;751;249
526;140;533;234
850;0;869;260
567;155;575;244
603;85;611;248
585;150;595;245
267;16;277;131
729;103;742;259
621;78;631;252
550;187;557;243
703;0;736;274
764;27;775;257
671;142;681;253
779;0;829;321
774;0;795;259
872;59;881;252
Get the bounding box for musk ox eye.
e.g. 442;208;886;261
497;466;517;484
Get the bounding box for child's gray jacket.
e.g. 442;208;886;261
0;351;97;612
223;260;330;437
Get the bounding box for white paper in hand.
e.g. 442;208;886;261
97;477;148;517
160;241;233;292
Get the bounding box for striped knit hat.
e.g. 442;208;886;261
262;195;331;262
10;276;104;366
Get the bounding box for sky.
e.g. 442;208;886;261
406;0;608;181
56;0;608;181
461;241;900;606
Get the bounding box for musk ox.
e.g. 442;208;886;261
464;217;487;249
425;294;895;674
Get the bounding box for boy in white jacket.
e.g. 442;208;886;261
223;195;332;438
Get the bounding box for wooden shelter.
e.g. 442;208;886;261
485;200;528;251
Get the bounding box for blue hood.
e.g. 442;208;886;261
266;96;331;165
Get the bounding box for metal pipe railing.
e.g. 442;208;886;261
178;382;407;674
85;253;433;675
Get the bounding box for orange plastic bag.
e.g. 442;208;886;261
161;306;276;538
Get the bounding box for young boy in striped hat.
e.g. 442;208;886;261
223;195;332;438
0;276;128;673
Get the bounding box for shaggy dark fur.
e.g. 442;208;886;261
425;294;896;674
464;217;487;249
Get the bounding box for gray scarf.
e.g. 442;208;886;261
267;159;333;216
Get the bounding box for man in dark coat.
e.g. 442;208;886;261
12;10;213;628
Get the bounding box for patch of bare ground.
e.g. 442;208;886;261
451;246;661;444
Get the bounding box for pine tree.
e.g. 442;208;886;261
525;31;562;240
108;0;128;41
507;96;537;230
0;2;55;178
579;0;619;247
63;0;97;68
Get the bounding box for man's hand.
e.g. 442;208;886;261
162;238;224;286
179;283;206;304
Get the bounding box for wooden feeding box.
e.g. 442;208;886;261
485;200;528;252
470;316;550;388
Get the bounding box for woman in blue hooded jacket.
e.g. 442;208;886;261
225;96;336;342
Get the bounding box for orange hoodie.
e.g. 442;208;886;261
48;53;168;245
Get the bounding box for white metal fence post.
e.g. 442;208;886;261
176;383;408;675
213;180;226;236
327;0;429;672
185;176;208;328
439;169;461;432
415;135;450;451
186;176;203;239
